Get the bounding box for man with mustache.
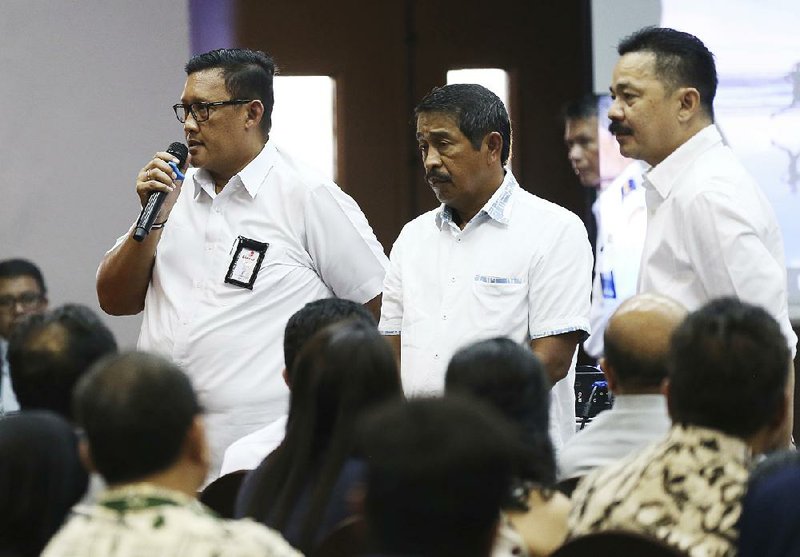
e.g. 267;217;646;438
608;27;797;360
379;84;593;449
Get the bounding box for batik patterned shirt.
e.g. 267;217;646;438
569;425;752;557
42;483;302;557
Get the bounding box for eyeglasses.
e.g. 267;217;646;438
0;292;44;312
172;99;253;123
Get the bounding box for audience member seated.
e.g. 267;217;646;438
7;303;116;421
220;297;376;476
42;351;301;557
236;320;402;554
445;337;571;557
558;293;686;487
569;297;793;557
738;450;800;557
0;411;88;557
0;258;48;415
358;396;518;557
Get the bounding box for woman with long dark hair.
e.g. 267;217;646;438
445;337;571;557
236;319;402;553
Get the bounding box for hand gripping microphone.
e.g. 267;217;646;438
132;142;189;242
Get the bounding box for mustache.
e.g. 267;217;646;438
609;121;633;136
426;171;451;183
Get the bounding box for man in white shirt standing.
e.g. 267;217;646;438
380;84;593;448
608;27;797;358
96;49;388;477
563;97;647;358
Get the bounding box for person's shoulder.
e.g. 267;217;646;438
513;187;584;228
395;208;440;239
269;144;340;194
678;139;757;196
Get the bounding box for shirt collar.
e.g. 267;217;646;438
612;393;668;411
98;482;201;512
193;142;275;200
667;423;752;463
643;124;722;200
434;170;518;230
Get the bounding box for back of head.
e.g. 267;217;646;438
603;293;687;391
0;258;47;296
243;320;401;550
287;319;401;447
667;297;789;439
0;411;88;557
185;48;276;136
8;303;117;420
618;26;717;120
445;337;555;486
415;83;512;166
739;451;800;557
73;351;201;485
360;397;516;557
283;297;376;376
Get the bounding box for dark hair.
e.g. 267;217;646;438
603;326;668;389
283;298;375;376
0;411;88;557
445;337;556;488
562;94;599;122
667;297;789;438
240;320;402;553
415;83;512;166
8;304;117;420
73;351;201;484
618;26;717;120
0;258;47;296
185;48;276;136
359;397;516;557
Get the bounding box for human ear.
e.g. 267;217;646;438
245;99;265;130
677;87;702;122
78;439;97;473
485;131;503;164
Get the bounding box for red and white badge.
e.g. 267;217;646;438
225;236;269;290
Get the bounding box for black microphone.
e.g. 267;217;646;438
132;142;189;242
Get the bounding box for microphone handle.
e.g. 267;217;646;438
132;191;167;242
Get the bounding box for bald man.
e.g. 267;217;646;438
558;293;687;484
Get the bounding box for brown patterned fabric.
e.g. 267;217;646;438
569;425;752;557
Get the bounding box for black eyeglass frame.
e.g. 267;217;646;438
172;99;254;123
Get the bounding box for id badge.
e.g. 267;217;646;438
225;236;269;290
600;271;617;299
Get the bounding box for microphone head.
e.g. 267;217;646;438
166;142;189;167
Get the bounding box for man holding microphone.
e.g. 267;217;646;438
97;48;388;478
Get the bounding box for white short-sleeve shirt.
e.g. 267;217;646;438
379;171;593;448
111;142;387;474
638;125;797;356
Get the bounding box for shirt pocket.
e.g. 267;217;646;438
470;276;527;333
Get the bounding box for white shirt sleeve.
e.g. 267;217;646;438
528;214;593;339
685;188;788;323
304;183;388;303
378;229;406;335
